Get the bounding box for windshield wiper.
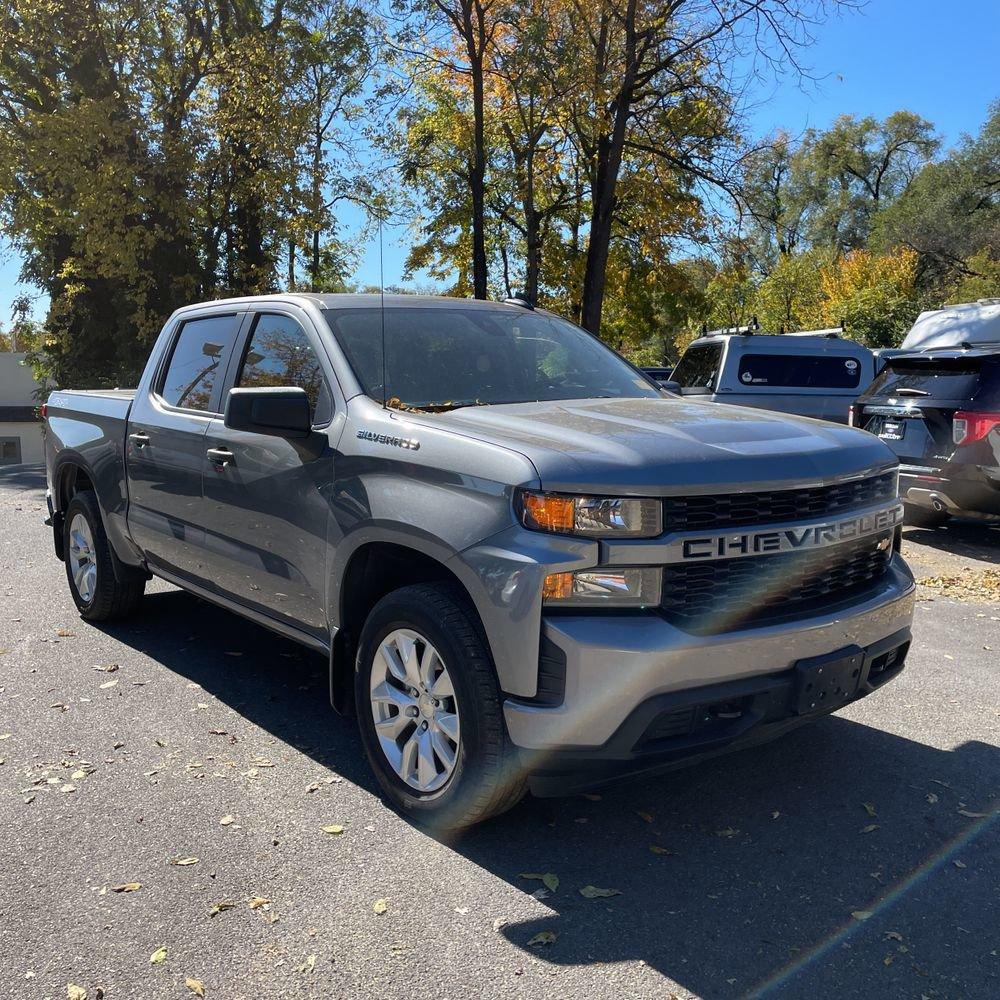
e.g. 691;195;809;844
386;397;488;413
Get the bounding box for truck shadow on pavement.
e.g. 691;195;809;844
98;588;999;1000
903;519;1000;566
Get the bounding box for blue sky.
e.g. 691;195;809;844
2;0;997;326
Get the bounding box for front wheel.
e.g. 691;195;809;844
63;490;145;621
354;583;526;830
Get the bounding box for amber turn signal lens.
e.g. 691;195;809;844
542;572;574;600
523;494;575;533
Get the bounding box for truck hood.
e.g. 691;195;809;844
423;396;897;494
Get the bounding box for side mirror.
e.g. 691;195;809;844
658;379;682;394
225;387;311;439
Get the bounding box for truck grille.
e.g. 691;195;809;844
661;471;897;533
660;532;893;634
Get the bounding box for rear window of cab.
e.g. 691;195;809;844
736;353;863;389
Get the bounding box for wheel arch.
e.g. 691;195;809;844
329;538;490;714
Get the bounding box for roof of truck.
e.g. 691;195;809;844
172;292;537;314
687;332;871;354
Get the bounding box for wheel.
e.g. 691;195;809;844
354;583;527;830
63;490;145;621
903;502;950;529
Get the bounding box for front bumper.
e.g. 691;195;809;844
504;556;915;777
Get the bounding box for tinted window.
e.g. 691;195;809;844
236;314;332;424
736;353;863;389
160;315;242;411
672;342;723;389
322;307;660;408
866;358;982;401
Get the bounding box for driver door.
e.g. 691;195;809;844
200;309;343;639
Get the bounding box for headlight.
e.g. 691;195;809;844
520;491;661;538
542;567;662;608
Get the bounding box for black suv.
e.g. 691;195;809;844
852;346;1000;526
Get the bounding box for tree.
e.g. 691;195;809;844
818;247;920;348
802;111;940;252
752;248;830;332
871;102;1000;295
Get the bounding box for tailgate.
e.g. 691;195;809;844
855;357;983;466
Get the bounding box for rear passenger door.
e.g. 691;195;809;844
200;309;340;639
127;311;247;584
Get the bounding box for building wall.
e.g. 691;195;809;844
0;353;46;466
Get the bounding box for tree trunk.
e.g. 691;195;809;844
469;52;488;298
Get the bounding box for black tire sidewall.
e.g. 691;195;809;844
354;586;501;823
63;493;104;616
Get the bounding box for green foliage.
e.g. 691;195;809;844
0;0;374;387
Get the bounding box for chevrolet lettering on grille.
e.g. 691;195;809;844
666;503;904;563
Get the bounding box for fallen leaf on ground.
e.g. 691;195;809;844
520;872;559;892
56;628;74;637
209;902;235;917
248;897;270;909
185;978;206;997
298;955;316;974
99;679;118;689
322;824;344;835
60;784;75;793
150;946;168;964
958;809;988;818
579;885;621;899
851;910;873;921
714;827;739;838
953;860;967;869
373;898;389;914
170;857;199;866
926;792;938;804
219;815;234;826
112;882;141;893
94;663;119;673
861;824;880;834
67;985;87;1000
527;930;557;947
884;931;904;941
71;770;87;780
649;845;676;856
862;802;877;817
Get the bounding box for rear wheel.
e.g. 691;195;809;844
354;583;526;829
903;502;951;529
63;490;145;620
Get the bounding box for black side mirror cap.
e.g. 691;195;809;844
224;387;312;439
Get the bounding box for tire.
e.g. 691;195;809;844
354;583;527;830
903;502;951;529
63;490;145;621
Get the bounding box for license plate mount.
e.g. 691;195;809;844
793;647;865;715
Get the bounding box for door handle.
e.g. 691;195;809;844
206;447;234;468
128;432;150;449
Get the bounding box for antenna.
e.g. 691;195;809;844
379;209;387;408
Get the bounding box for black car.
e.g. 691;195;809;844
852;346;1000;526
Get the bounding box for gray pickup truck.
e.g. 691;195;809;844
44;294;915;828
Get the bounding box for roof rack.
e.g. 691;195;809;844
704;316;761;337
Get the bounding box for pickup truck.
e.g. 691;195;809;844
44;294;916;829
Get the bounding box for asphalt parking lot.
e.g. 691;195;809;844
1;467;997;1000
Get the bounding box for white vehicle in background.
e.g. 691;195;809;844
901;299;1000;352
665;327;877;424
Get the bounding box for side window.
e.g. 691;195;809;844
736;353;863;389
160;315;243;411
236;313;332;424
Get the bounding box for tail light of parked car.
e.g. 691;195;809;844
952;411;1000;446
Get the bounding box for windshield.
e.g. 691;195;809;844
672;341;722;390
322;306;661;409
